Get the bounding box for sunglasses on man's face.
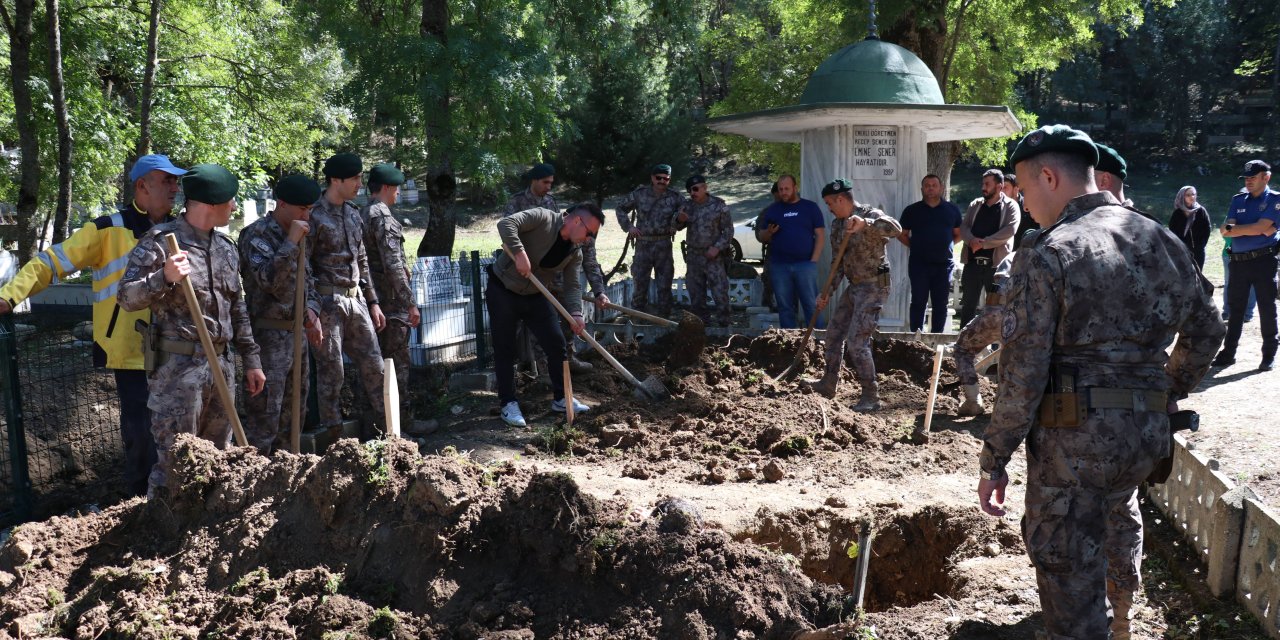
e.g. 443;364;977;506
653;175;670;182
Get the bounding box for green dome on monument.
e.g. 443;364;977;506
798;37;944;105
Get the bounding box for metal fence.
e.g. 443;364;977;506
0;305;124;527
410;251;491;368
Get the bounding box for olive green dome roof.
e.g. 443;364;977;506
799;38;944;105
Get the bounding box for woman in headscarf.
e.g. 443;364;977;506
1168;185;1211;269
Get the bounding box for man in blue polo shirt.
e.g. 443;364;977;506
1213;160;1280;371
758;175;826;328
899;174;962;332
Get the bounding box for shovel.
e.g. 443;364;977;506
585;296;707;362
503;245;669;400
774;227;855;382
164;233;249;447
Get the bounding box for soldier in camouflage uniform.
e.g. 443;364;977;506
979;126;1223;640
118;164;265;493
239;175;324;454
808;179;902;411
362;163;421;429
953;248;1021;416
676;175;733;326
616;164;685;316
310;153;387;435
505;163;609;372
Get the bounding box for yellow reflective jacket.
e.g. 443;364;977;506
0;204;171;370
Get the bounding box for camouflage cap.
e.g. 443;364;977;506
182;164;239;205
274;174;321;206
1007;125;1099;169
368;163;406;186
323;152;362;179
1094;143;1127;181
821;178;853;197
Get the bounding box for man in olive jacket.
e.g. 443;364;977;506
490;204;604;427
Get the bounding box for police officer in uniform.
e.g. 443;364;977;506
616;164;685;316
0;154;185;496
676;175;733;326
1213;160;1280;371
239;175;324;453
809;179;901;411
979;125;1223;640
362;163;421;428
118;164;266;493
310;153;387;435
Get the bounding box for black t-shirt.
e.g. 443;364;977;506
540;234;574;268
971;202;1002;260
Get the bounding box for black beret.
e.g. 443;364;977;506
1094;143;1127;181
685;175;706;190
182;164;239;205
651;164;672;175
323;152;362;179
1007;125;1099;169
821;178;853;197
274;174;321;206
1240;160;1271;178
526;163;555;180
368;163;405;186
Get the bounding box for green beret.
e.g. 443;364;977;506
182;164;239;205
274;174;321;206
526;163;555;180
651;164;672;175
1093;143;1127;181
685;175;706;190
1007;125;1099;169
821;178;853;197
368;163;405;186
323;152;362;179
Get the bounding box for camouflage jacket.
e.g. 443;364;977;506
503;188;557;217
616;186;685;236
678;195;733;251
118;216;262;370
362;200;414;318
980;191;1225;477
829;204;902;285
238;214;321;323
310;194;378;304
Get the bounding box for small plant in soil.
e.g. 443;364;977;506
362;439;392;486
368;606;399;639
845;541;860;560
604;446;622;458
537;424;585;455
772;435;811;457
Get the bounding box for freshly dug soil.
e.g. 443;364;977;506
0;434;855;639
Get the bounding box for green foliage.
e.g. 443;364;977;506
368;606;398;639
362;439;392;486
845;540;859;560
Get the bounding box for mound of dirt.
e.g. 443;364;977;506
0;434;855;639
530;331;990;482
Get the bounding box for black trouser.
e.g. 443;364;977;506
908;260;953;333
487;276;566;406
958;260;996;329
114;368;156;497
1221;253;1279;360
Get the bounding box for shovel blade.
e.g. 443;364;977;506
631;375;671;401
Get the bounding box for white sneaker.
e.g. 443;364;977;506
551;397;590;414
501;401;526;428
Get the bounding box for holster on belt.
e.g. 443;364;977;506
135;319;157;373
876;264;891;288
1037;365;1081;428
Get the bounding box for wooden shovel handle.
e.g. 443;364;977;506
290;237;306;453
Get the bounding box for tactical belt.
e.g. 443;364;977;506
1228;244;1280;262
253;318;295;332
637;233;674;239
971;256;993;266
317;284;360;297
157;337;226;360
1039;387;1168;428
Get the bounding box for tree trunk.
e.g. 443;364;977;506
415;0;456;258
47;0;73;244
927;141;961;198
136;0;161;158
7;0;39;260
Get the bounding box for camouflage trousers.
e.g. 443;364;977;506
313;293;385;431
243;328;309;455
631;238;674;314
686;251;731;324
824;282;887;385
146;349;236;490
954;304;1003;385
1023;410;1166;639
377;317;412;427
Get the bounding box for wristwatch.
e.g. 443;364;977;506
980;467;1006;482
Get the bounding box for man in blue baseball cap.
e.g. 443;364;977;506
0;154;186;497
